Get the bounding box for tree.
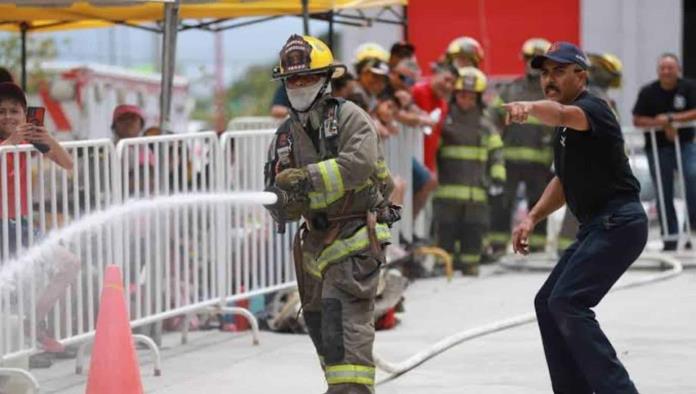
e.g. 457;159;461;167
224;63;278;119
0;33;59;91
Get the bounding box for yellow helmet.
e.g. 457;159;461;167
521;38;551;57
446;36;484;66
272;34;346;80
588;52;623;87
454;67;487;93
354;42;390;63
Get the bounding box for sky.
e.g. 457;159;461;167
19;17;330;96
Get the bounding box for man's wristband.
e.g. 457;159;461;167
667;113;674;124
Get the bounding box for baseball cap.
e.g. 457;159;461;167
365;58;390;76
112;104;144;126
530;41;590;70
0;82;27;108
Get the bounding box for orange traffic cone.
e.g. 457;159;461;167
85;265;143;394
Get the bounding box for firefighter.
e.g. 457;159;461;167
434;67;504;276
557;52;623;253
445;36;485;69
488;38;554;256
263;34;399;394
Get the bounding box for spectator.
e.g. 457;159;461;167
412;63;456;173
331;71;357;100
270;83;290;119
353;58;390;112
385;57;438;221
633;53;696;250
111;104;145;143
0;82;79;360
389;58;420;92
389;41;416;69
111;104;155;194
373;90;400;139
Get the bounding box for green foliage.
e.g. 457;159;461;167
225;63;278;118
0;34;59;92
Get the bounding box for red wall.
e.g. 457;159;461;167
408;0;580;77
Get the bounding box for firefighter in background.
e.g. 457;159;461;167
488;38;553;257
434;67;505;276
557;52;623;253
445;36;485;69
263;35;399;394
444;36;485;69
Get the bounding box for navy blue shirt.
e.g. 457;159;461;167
554;90;641;223
632;78;696;148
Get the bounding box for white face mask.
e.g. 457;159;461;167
287;77;327;112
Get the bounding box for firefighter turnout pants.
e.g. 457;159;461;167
300;251;382;394
489;162;551;253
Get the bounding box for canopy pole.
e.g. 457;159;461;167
302;0;310;35
160;0;180;131
328;10;334;50
402;5;408;41
20;22;28;90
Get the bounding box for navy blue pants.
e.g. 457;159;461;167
535;197;647;394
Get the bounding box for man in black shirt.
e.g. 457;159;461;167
633;54;696;250
503;42;647;394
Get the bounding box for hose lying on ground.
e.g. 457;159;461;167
373;253;684;382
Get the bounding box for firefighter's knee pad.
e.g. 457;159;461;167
304;311;323;354
321;298;345;363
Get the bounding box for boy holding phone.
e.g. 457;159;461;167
0;82;79;360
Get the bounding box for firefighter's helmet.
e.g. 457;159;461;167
272;34;345;80
588;52;623;88
521;38;552;57
354;42;390;63
454;67;487;93
446;36;484;66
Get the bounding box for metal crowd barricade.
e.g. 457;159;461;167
383;125;425;244
623;122;696;253
114;132;226;326
218;129;297;304
1;140;118;378
227;116;282;132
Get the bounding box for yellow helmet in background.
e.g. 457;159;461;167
272;34;346;80
454;67;487;93
588;52;623;88
521;38;551;57
446;36;484;66
354;42;390;63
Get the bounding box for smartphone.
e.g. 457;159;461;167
26;106;50;153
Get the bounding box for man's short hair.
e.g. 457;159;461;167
390;42;415;60
331;71;355;92
659;53;681;67
0;67;14;84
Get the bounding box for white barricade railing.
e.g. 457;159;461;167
219;129;297;300
623;122;696;251
0;129;298;379
115;132;224;324
383;126;425;244
1;139;118;363
227;116;282;132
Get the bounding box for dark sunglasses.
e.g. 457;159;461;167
398;73;416;87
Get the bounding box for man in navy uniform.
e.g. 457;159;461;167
503;42;647;394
